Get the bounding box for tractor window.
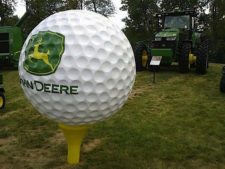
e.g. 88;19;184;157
164;15;190;29
0;33;9;53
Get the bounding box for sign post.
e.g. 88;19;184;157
150;56;162;83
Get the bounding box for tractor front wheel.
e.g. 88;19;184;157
196;39;208;74
179;43;191;73
134;43;151;71
0;92;5;109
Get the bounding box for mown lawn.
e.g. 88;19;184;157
0;64;225;169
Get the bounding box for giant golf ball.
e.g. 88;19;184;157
19;10;136;125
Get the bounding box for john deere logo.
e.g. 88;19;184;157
23;31;65;76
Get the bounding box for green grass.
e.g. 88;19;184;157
0;64;225;169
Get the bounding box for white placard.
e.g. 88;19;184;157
150;56;162;66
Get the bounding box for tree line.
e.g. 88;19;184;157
1;0;225;63
0;0;115;35
121;0;225;63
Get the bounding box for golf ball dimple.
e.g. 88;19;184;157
19;10;136;125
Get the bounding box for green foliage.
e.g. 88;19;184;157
20;0;115;36
84;0;115;17
160;0;197;11
4;15;19;25
0;0;17;26
121;0;159;42
22;0;79;36
159;0;212;11
208;0;225;63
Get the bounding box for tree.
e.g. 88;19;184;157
121;0;159;42
159;0;198;11
21;0;114;36
84;0;115;17
159;0;211;13
23;0;80;36
60;0;80;11
208;0;225;63
0;0;16;26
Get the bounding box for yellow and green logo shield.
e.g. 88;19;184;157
23;31;65;76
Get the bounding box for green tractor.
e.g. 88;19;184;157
135;9;209;74
0;11;29;69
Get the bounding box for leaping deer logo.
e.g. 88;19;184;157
23;31;65;76
28;37;54;70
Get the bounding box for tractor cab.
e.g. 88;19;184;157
164;14;190;29
159;9;197;30
154;9;198;42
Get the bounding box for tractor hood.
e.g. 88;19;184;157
155;28;180;38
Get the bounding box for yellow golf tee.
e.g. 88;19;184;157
59;124;89;164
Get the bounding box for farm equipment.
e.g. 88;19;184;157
135;8;209;74
0;73;5;109
0;11;29;69
220;66;225;93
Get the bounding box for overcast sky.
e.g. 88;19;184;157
14;0;127;29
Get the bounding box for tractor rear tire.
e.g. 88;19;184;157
179;43;191;73
220;67;225;93
134;43;151;71
196;39;209;75
0;92;5;109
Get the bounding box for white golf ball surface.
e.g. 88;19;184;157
19;10;136;125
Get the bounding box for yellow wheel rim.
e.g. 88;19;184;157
141;50;148;67
189;51;196;64
188;51;197;70
0;97;3;108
